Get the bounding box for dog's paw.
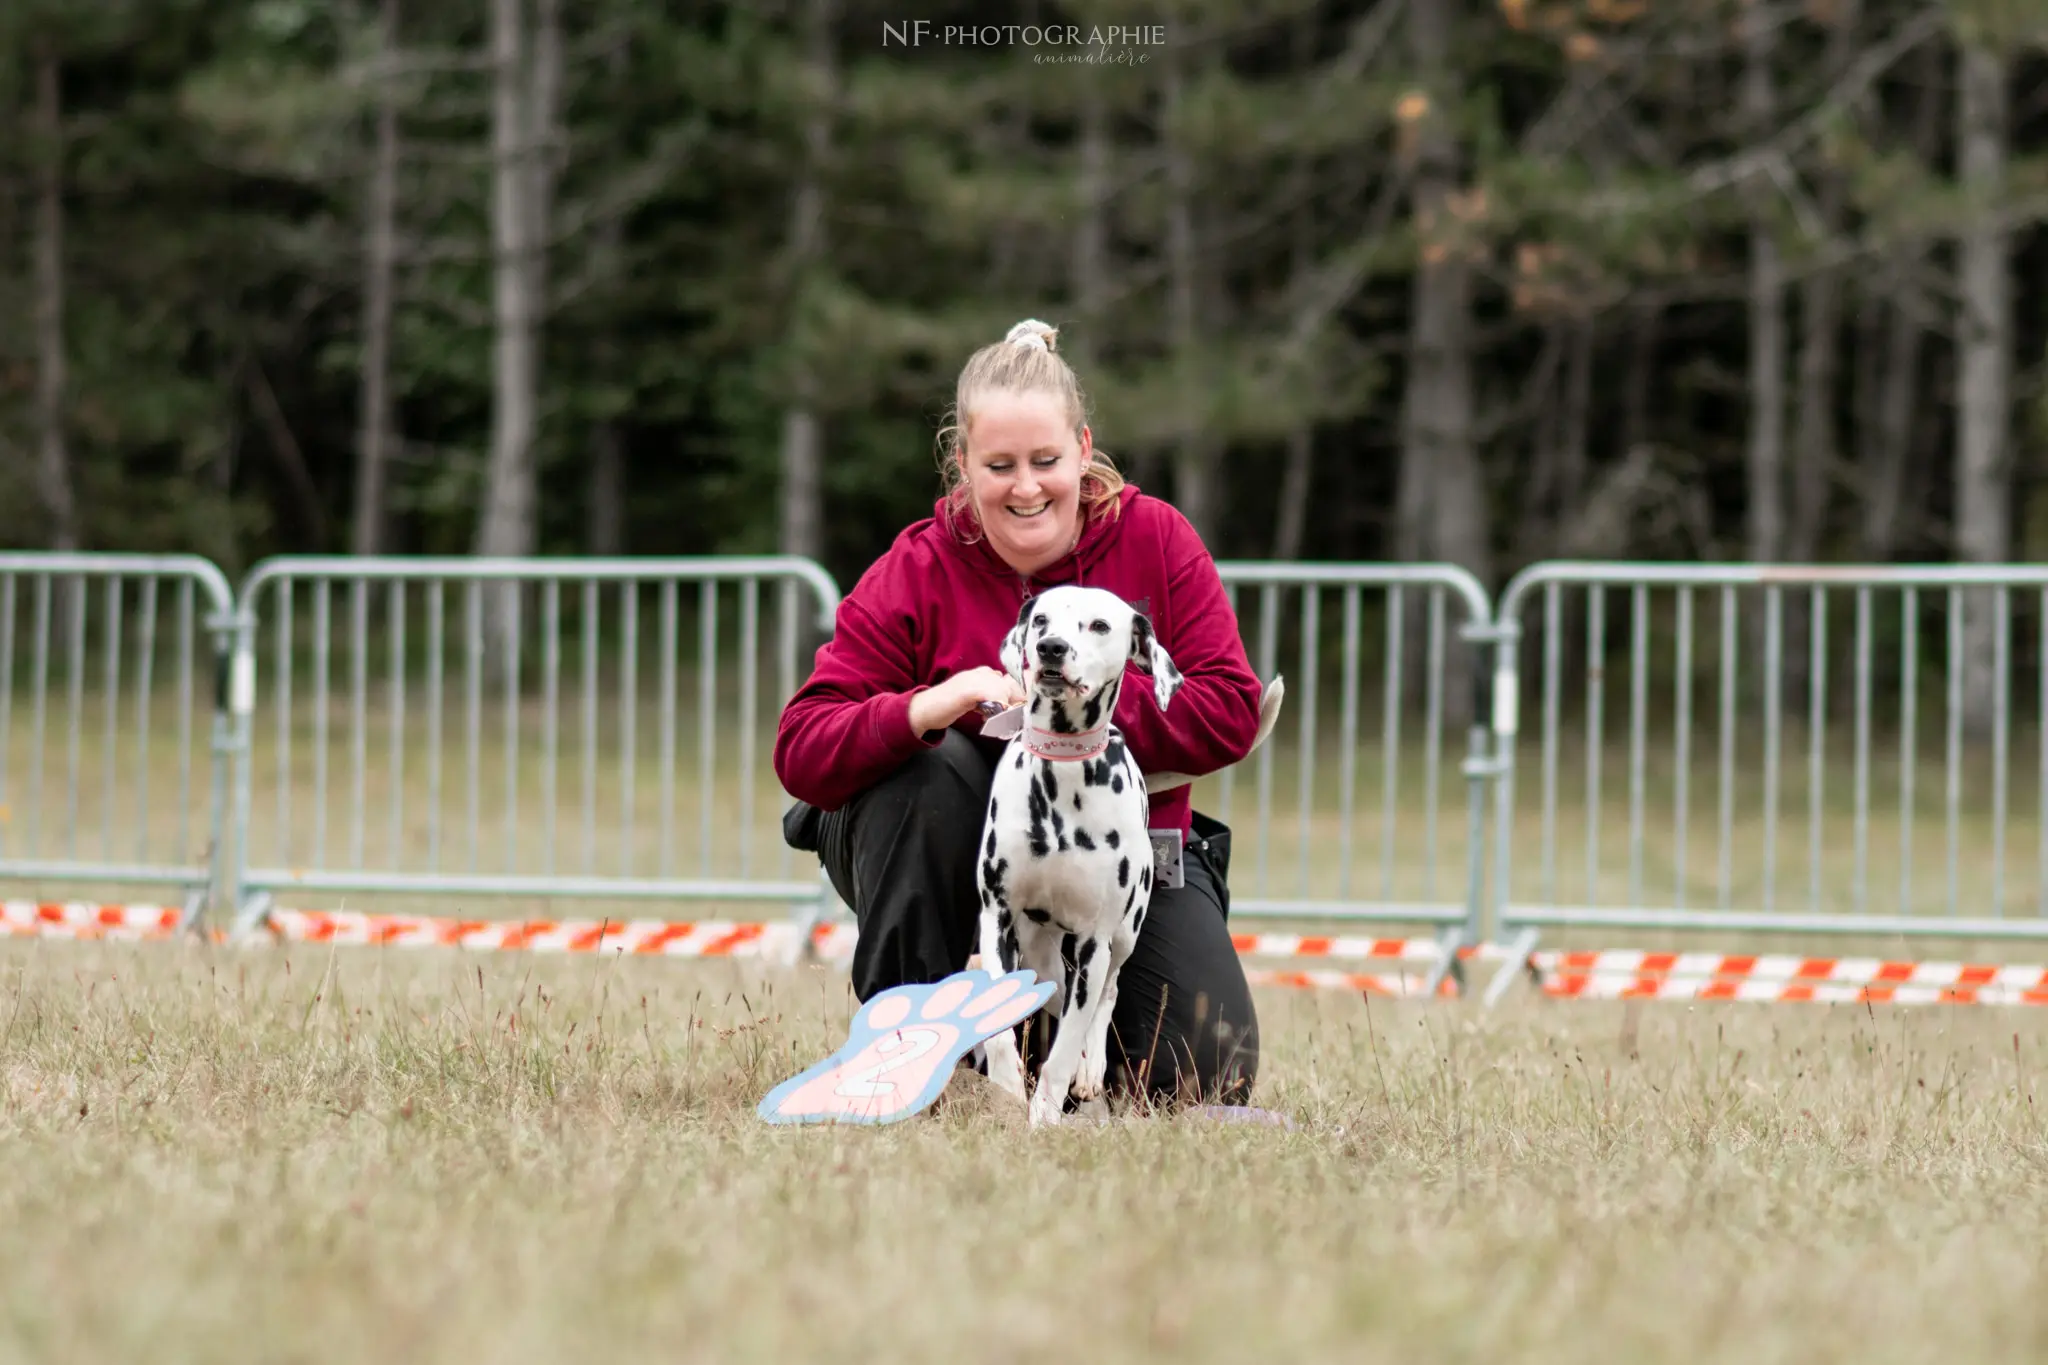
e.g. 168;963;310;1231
759;969;1053;1126
1073;1050;1107;1102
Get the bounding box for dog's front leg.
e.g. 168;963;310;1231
976;905;1031;1105
1074;920;1137;1106
1029;933;1113;1127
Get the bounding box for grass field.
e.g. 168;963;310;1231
8;615;2048;1360
3;937;2047;1363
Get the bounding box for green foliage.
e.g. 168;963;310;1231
0;0;2043;574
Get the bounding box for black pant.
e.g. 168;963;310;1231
782;729;1259;1106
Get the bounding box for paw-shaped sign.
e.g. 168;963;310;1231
759;967;1055;1126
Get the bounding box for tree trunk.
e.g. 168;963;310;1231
353;0;401;557
1400;3;1487;576
1072;78;1109;360
778;0;835;562
1851;286;1884;542
1956;38;2011;737
32;46;77;553
1164;32;1221;545
1560;314;1592;519
587;423;624;555
1273;428;1311;561
1742;5;1784;568
1860;41;1940;563
583;39;628;558
1786;0;1857;568
526;0;560;322
1270;7;1317;563
1620;301;1658;460
477;0;541;568
1399;0;1485;721
247;357;330;547
1787;252;1839;565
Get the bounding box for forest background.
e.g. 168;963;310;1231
1;0;2045;599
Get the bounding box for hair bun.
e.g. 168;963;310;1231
1005;319;1058;354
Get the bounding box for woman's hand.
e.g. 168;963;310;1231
908;667;1025;737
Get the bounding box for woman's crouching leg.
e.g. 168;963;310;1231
810;729;995;1003
1101;839;1260;1107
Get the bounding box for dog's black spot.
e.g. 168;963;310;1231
1104;829;1120;849
1083;693;1102;729
981;856;1009;904
1072;792;1083;813
1069;936;1096;1010
1111;773;1124;794
999;928;1019;973
986;828;997;858
1132;903;1147;935
1060;932;1081;1008
1030;696;1044;718
1049;807;1069;853
1027;778;1051;857
1074;828;1094;851
1043;768;1058;802
1049;704;1076;735
1123;883;1136;917
998;906;1012;933
1117;856;1130;888
1022;907;1052;925
989;798;997;820
1141;864;1151;892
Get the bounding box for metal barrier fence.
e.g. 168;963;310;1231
0;554;238;925
222;557;842;933
1484;563;2048;1001
17;549;2048;1002
1206;564;1501;969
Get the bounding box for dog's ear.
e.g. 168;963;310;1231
1128;611;1182;710
1001;593;1039;685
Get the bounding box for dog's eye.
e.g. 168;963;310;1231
1090;620;1111;634
1032;614;1047;629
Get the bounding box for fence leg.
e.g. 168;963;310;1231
220;606;265;937
1482;927;1541;1009
231;888;275;940
1424;925;1465;996
787;867;842;965
191;605;247;935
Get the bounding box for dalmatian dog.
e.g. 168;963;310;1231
972;585;1183;1126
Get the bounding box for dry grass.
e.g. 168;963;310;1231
2;937;2047;1362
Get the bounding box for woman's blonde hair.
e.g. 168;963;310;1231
937;319;1125;542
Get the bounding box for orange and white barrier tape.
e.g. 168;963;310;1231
265;907;861;960
0;900;184;939
1531;949;2048;1006
1229;932;1500;964
1245;968;1453;997
11;900;2048;1006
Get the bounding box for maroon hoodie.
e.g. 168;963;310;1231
773;483;1263;835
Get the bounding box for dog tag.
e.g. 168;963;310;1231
978;702;1025;741
1148;828;1185;890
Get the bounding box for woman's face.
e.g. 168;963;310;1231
961;390;1092;577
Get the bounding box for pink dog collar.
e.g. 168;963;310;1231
1021;723;1109;762
977;703;1109;761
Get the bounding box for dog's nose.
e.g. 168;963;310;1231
1036;637;1069;665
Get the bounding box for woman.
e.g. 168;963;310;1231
774;319;1264;1107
